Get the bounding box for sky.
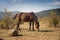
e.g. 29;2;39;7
0;0;60;12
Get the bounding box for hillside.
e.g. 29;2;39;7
0;8;60;19
0;12;4;19
35;8;60;18
0;11;19;19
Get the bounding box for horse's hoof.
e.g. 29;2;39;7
32;30;34;31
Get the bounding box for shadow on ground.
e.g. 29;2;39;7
39;30;54;32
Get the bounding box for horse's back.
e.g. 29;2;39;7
19;12;35;22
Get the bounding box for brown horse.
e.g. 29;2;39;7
13;12;39;31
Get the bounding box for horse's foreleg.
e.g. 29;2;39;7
29;21;31;31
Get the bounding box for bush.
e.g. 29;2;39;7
0;18;17;29
0;9;17;29
49;11;59;27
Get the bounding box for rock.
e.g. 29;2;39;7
11;30;19;36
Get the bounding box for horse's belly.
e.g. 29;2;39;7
21;15;30;22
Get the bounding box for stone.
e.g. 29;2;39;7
11;30;19;36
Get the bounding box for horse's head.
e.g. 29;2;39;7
35;21;39;31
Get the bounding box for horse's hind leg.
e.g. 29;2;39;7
32;21;34;31
16;22;20;31
16;19;21;31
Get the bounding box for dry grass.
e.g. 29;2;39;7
0;18;60;40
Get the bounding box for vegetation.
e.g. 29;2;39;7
39;11;59;28
0;9;60;29
0;9;16;29
49;11;59;27
0;9;60;40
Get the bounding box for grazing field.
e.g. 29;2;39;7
0;0;60;40
0;18;60;40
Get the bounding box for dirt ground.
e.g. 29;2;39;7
0;22;60;40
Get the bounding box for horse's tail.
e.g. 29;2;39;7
13;14;18;20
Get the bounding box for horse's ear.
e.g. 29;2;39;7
13;14;18;19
